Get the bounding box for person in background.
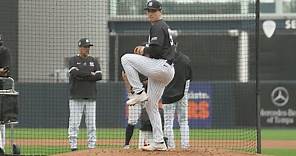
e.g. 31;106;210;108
0;34;11;154
162;51;192;150
68;38;102;151
122;71;145;149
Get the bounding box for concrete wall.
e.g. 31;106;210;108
18;0;109;82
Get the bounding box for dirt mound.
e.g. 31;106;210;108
54;148;262;156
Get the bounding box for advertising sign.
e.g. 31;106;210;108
260;84;296;127
187;82;212;128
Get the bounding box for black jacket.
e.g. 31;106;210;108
69;55;102;99
162;52;192;104
0;45;10;89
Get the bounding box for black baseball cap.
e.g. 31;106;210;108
144;0;162;10
78;38;93;47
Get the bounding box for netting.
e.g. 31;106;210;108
0;0;259;155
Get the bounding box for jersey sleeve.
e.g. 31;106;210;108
68;57;79;77
0;47;10;68
186;60;192;80
90;58;102;81
149;25;164;46
143;25;166;59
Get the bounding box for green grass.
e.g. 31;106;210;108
261;129;296;156
261;129;296;140
3;128;296;155
8;128;257;140
262;148;296;156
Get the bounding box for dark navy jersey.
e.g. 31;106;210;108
0;45;10;89
0;45;10;69
143;19;175;61
162;52;192;104
69;55;102;99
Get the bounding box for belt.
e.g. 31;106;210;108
166;60;173;65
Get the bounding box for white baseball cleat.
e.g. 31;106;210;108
127;91;148;106
123;145;130;149
141;142;167;151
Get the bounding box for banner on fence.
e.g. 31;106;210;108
260;83;296;127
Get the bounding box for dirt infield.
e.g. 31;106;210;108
9;139;296;155
11;139;296;149
53;148;261;156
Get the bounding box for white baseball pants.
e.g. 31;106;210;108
127;103;142;125
121;54;174;143
163;80;190;149
68;99;96;149
138;130;153;149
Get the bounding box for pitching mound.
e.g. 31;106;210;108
54;148;262;156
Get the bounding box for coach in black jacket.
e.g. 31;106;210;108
68;38;102;151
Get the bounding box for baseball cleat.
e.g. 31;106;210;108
123;145;130;149
141;142;167;151
71;148;77;151
127;91;148;106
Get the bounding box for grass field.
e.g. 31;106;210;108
3;128;296;155
261;128;296;156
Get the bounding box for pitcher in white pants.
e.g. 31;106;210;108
121;54;174;144
121;0;176;151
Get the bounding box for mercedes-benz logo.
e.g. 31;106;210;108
271;87;289;107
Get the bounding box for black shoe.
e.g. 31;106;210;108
71;148;78;151
0;148;4;156
12;144;21;155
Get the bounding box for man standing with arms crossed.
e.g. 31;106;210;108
121;0;175;151
68;38;102;151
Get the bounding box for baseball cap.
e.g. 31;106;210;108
78;38;93;47
144;0;162;10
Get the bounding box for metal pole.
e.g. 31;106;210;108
255;0;261;154
238;31;249;83
114;34;119;82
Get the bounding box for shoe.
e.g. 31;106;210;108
127;91;148;106
12;144;21;155
141;142;167;151
71;148;77;151
0;148;4;155
123;145;130;149
181;145;190;150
